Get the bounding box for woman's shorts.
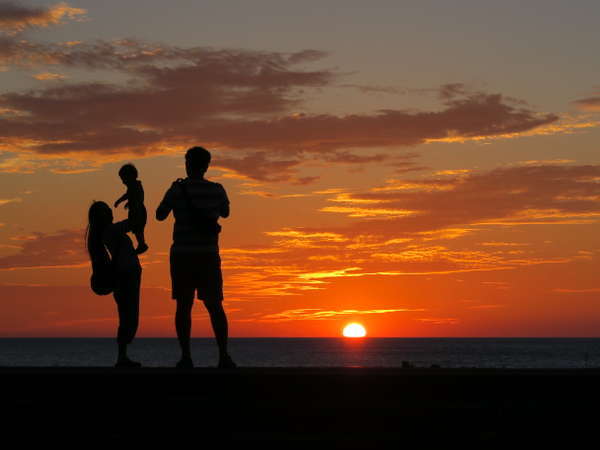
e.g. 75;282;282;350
170;249;223;303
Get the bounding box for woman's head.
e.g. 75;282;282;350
88;201;113;228
86;201;112;260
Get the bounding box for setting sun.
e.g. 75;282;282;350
343;323;367;338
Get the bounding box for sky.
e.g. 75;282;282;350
1;0;600;337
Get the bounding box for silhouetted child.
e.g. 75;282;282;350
114;163;148;254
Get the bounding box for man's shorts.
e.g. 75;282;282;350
170;248;223;303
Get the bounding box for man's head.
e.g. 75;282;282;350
185;146;211;177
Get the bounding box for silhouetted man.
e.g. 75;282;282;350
156;146;236;369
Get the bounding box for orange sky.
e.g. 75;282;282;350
1;1;600;337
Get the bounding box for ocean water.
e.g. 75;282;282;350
1;338;600;368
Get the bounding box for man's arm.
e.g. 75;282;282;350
156;184;175;221
156;202;171;221
218;184;230;218
219;202;230;218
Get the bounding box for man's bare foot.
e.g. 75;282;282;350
218;354;237;369
115;358;142;369
176;357;194;369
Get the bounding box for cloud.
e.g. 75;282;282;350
33;71;66;80
0;229;87;270
238;189;310;199
0;2;86;34
467;304;505;310
214;152;306;183
0;44;339;180
298;267;364;280
340;84;407;95
0;151;104;173
252;308;423;322
324;164;600;231
220;233;569;302
553;288;600;293
572;96;600;112
518;159;576;166
434;169;471;176
0;196;20;206
0;36;564;179
265;229;349;246
215;151;422;183
415;317;459;325
480;242;529;247
192;92;557;153
210;161;598;300
322;151;390;164
320;205;415;218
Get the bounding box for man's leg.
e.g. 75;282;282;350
175;295;194;363
204;301;236;368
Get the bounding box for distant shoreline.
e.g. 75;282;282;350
2;337;599;369
3;336;600;339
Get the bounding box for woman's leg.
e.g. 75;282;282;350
113;270;141;365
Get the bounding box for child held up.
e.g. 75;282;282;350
114;163;148;254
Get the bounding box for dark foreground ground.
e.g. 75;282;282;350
2;367;599;445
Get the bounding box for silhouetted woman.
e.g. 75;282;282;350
87;201;142;368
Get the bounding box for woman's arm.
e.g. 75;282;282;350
102;220;131;259
110;220;132;234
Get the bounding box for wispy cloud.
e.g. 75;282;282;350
572;96;600;112
213;161;599;300
480;242;529;247
553;288;600;293
250;308;424;322
415;317;460;325
0;229;87;270
0;197;21;206
467;304;506;310
320;206;415;218
32;71;66;80
322;164;600;230
0;2;86;35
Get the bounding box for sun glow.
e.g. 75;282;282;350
343;323;367;338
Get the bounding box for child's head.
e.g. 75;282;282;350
185;146;211;177
118;163;138;183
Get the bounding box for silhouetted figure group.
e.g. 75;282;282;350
86;146;236;369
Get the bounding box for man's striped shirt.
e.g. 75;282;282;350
158;178;229;253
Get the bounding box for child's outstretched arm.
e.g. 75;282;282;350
114;192;128;208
